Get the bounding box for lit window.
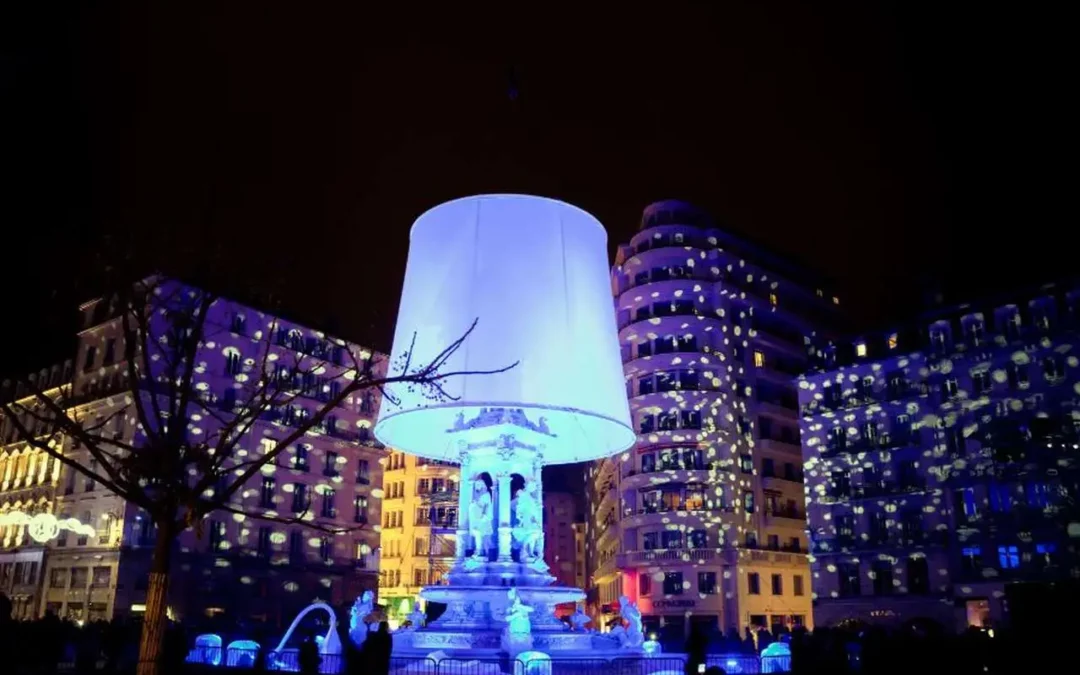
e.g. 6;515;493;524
753;351;765;368
769;293;778;307
816;289;824;298
855;343;867;357
998;545;1020;569
832;296;840;305
887;333;898;350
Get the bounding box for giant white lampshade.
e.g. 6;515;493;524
374;194;634;465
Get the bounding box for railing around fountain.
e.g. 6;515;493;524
180;650;789;674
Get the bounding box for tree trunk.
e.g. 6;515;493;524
137;522;175;675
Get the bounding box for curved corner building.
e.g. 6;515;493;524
586;200;841;640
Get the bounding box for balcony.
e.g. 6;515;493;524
811;530;948;555
802;382;930;417
765;505;806;521
761;468;804;485
617;548;719;567
819;480;927;504
819;431;924;458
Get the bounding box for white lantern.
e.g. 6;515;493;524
375;194;634;465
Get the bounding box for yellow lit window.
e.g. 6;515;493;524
769;293;778;307
753;351;765;368
855;343;867;357
887;333;898;350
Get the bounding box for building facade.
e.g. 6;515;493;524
543;491;579;590
587;200;840;641
3;280;386;625
377;451;458;626
0;361;73;619
797;283;1080;630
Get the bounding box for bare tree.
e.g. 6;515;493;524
1;277;512;675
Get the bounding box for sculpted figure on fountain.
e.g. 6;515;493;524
468;478;494;559
512;480;545;563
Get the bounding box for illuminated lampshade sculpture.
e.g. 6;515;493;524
375;195;634;655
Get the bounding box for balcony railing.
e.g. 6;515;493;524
617;548;718;566
802;382;930;417
819;431;924;458
761;469;804;484
811;530;948;554
820;480;926;504
765;506;806;521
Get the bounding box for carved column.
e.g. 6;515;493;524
534;462;546;563
455;456;470;561
497;472;513;561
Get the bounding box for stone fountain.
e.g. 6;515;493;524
374;195;639;658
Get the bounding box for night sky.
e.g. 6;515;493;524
2;2;1071;380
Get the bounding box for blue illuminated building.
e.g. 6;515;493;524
797;283;1080;630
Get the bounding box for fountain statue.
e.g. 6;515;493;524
348;591;376;647
501;588;536;657
468;479;494;559
512;481;545;566
374;195;636;657
569;604;592;632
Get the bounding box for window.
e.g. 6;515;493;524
972;370;991;395
294;445;309;472
748;573;761;595
961;546;981;575
208;520;225;550
71;567;88;589
943;378;959;398
85;460;97;492
661;530;683;549
663;571;684;595
839;564;860;597
643;532;659;550
323;451;339;477
260;478;276;508
257;527;272;555
887;333;898;350
291;484;309;513
1036;543;1057;566
77;511;91;546
740;454;753;474
855;343;867;357
688;529;707;549
83;346;97;372
767;534;780;551
998;545;1020;569
872;560;893;595
769;293;778;307
321;489;337;519
744;491;755;513
50;568;69;589
789;537;801;553
771;573;783;595
793;575;805;596
907;557;929;593
103;339;116;365
639;573;651;596
289;531;304;560
353;496;368;523
357;459;370;485
754;350;765;368
699;571;717;595
319;537;332;562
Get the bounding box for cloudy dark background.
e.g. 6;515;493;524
1;1;1072;377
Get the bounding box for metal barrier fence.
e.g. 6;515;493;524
180;650;790;674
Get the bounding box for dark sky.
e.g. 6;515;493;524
1;2;1072;377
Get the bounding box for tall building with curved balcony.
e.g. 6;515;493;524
586;200;841;642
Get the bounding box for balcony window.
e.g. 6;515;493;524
929;327;948;353
656;372;676;392
294;445;310;472
260;478;276;509
688;529;707;548
291;484;310;513
678;370;700;389
643;532;659;550
323;451;339;477
943;378;959;399
321;489;337;519
637;341;653;358
657;413;678;431
680;410;702;429
739;454;753;474
679;334;697;351
641;453;656;473
966;320;985;346
661;531;683;549
1007;363;1029;389
972;370;992;395
639;376;655;396
639;415;655;434
356;459;370;485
